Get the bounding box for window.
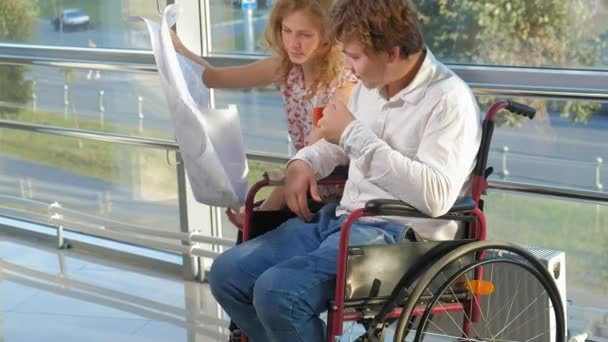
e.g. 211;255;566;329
0;0;164;50
416;0;608;70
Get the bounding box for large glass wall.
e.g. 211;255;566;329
1;0;607;313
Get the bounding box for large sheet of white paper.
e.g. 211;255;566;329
142;5;248;208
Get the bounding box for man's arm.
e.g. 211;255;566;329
290;139;349;179
339;93;481;217
284;139;349;221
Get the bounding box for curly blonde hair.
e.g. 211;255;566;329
263;0;342;98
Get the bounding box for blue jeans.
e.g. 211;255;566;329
208;204;406;342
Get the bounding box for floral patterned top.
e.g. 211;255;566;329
281;66;357;150
280;66;356;201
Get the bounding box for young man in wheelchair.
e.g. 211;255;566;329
208;0;482;341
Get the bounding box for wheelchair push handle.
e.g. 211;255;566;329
506;100;536;119
485;99;535;122
476;99;536;190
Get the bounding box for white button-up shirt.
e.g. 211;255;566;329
291;50;481;241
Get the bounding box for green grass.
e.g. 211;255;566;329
1;202;47;216
486;191;608;296
0;109;175;191
1;110;121;181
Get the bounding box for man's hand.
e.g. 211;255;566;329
285;160;322;221
318;99;355;144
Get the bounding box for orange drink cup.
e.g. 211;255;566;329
313;106;325;127
312;96;327;127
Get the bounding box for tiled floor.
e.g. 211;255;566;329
0;231;381;342
0;232;230;342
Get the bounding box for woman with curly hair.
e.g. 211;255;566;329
172;0;353;225
172;1;353;340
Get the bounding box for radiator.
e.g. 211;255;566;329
425;246;567;342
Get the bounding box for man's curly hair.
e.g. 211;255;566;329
329;0;424;58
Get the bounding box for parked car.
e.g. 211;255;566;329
52;8;91;32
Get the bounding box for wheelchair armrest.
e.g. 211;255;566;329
263;168;286;186
364;197;476;220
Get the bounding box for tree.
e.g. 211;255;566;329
416;0;606;125
0;0;39;114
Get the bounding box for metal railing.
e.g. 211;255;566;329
491;146;604;191
0;43;157;74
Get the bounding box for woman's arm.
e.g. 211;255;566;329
171;30;280;89
203;57;280;89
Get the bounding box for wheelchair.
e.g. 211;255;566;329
238;100;566;342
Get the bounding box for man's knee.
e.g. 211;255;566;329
253;267;298;325
208;247;242;296
253;266;323;327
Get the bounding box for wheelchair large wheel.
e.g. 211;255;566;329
394;241;566;342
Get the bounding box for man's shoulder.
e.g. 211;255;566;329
428;62;470;95
421;62;479;119
426;67;475;106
